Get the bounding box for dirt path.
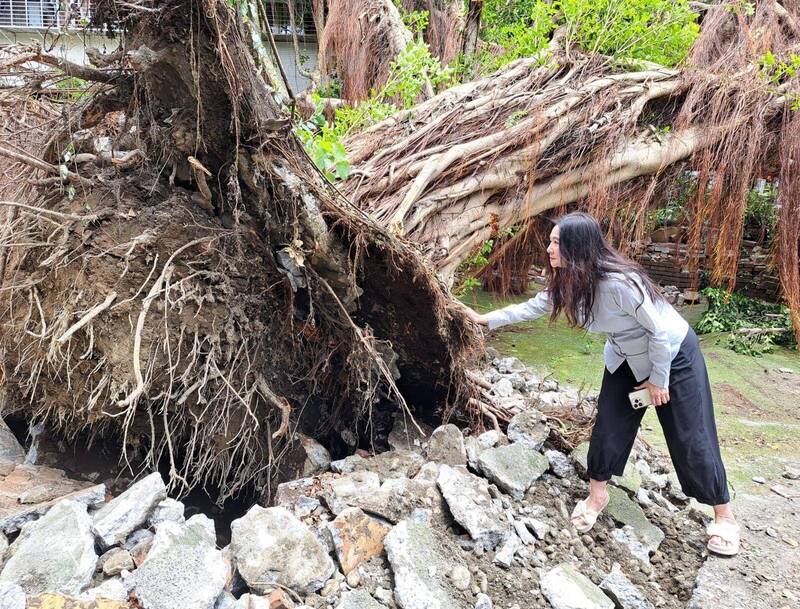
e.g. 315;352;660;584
687;480;800;609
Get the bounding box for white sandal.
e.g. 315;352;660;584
706;519;740;556
571;495;609;533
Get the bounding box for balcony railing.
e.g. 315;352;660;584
0;0;91;30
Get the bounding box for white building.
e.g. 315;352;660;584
0;0;318;92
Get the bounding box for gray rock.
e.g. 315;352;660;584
475;593;492;609
571;442;591;476
464;436;484;470
353;476;444;524
540;563;614;609
477;430;503;449
426;424;467;466
751;476;766;484
436;465;510;550
85;577;130;602
235;593;269;609
605;487;664;554
495;357;524;373
274;477;317;510
493;534;520;568
230;505;335;595
449;565;471;591
522;517;550;540
335;589;386;609
384;519;464;609
491;378;514;398
148;498;185;527
214;591;238;609
301;436;332;476
92;472;167;548
600;565;654;609
507;409;549;450
0;419;24;466
374;587;394;605
634;489;653;507
99;547;135;576
186;514;216;539
132;517;227;609
123;528;154;551
513;520;536;545
611;526;651;565
611;462;642;494
477;442;549;500
540;379;560;392
321;471;382;515
545;450;574;478
331;451;424;481
649;491;678;514
783;466;800;480
0;499;96;595
294;495;322;518
0;533;6;557
0;583;25;609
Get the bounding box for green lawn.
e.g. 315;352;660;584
463;286;800;490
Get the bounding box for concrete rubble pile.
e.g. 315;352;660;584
0;352;715;609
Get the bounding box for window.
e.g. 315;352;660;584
0;0;91;30
264;0;317;41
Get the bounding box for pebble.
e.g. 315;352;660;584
475;593;492;609
752;476;766;484
373;587;393;605
449;565;472;591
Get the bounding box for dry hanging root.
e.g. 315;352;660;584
342;2;800;346
0;0;479;500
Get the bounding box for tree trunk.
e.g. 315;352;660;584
461;0;483;61
0;0;475;500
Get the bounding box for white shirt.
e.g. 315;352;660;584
483;273;689;388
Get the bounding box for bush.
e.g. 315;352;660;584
695;287;795;355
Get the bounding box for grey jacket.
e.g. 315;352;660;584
484;273;689;388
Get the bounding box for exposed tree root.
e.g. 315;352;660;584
0;0;479;502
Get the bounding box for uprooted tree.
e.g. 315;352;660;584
335;1;800;341
0;0;486;501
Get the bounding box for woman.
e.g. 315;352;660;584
460;212;739;556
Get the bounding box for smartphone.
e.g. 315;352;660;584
628;388;653;410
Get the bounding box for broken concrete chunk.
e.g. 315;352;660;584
611;527;651;565
436;465;510;550
545;450;574;479
493;534;520;568
230;505;334;595
0;582;26;609
0;464;105;534
92;472;167;548
320;471;381;515
331;450;424;481
328;507;390;575
600;564;655;609
301;436;332;476
99;547;135;577
426;424;467;466
132;517;227;609
353;476;444;524
507;409;549;450
335;589;386;609
476;442;549;500
0;419;24;466
540;563;614;609
384;519;464;609
491;378;514;398
605;487;664;554
148;498;185;527
0;499;97;595
84;576;130;603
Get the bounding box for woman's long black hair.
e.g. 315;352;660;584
546;212;663;328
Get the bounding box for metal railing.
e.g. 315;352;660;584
0;0;91;30
265;0;316;41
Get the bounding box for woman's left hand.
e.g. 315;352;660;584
635;380;670;406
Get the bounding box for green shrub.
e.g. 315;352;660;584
696;287;795;355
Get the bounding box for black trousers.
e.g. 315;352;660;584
587;328;730;505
